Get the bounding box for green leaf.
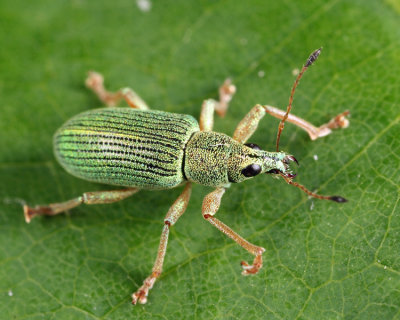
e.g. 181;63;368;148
1;0;399;319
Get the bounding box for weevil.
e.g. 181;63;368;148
24;49;349;304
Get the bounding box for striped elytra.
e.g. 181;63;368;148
54;108;200;189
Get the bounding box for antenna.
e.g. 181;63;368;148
276;48;322;152
279;172;347;203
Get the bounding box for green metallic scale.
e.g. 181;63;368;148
54;108;199;189
24;49;350;305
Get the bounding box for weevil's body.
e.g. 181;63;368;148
25;51;349;305
55;107;288;190
54;108;199;189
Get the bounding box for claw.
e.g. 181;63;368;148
132;290;148;305
85;71;104;90
241;255;263;275
23;205;32;223
131;273;158;305
215;78;236;117
23;204;53;223
329;110;350;129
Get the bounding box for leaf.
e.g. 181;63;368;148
1;0;399;319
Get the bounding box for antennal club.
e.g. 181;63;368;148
276;48;322;152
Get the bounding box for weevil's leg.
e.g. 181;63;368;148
202;188;265;275
85;71;150;110
263;106;350;141
199;79;236;131
132;183;192;305
23;188;139;223
233;104;266;143
233;104;349;143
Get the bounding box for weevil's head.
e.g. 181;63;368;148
227;142;298;184
227;140;347;203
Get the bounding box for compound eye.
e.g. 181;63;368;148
244;143;261;150
241;164;262;177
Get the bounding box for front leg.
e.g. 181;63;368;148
233;104;349;144
202;188;265;275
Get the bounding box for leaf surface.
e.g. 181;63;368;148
1;0;399;319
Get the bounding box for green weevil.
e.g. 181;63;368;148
24;49;349;304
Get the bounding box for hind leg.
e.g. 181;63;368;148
24;188;139;223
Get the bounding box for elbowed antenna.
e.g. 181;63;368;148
271;49;348;204
276;48;322;152
279;172;348;203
